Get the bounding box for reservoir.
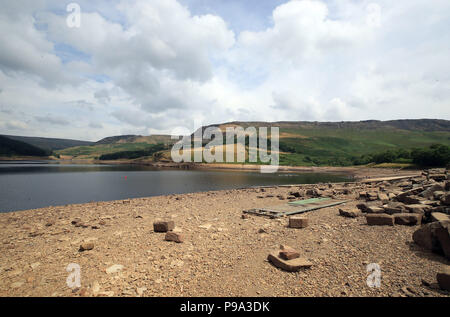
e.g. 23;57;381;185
0;161;353;212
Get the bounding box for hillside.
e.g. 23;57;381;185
54;119;450;166
1;134;93;151
57;135;177;159
0;135;51;157
192;119;450;166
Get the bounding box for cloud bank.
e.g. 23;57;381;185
0;0;449;140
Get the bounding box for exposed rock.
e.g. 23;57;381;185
289;216;308;229
136;287;147;296
165;232;184;243
436;266;450;291
71;218;88;228
412;221;450;259
289;191;301;198
441;193;450;206
339;208;359;218
394;214;422;226
366;206;385;214
198;224;212;230
45;220;55;227
429;174;447;181
153;220;175;232
366;192;378;201
404;204;431;215
433;191;446;200
279;249;300;260
378;193;389;203
71;218;81;225
30;262;41;270
420;185;445;199
278;245;300;260
398;196;423;205
106;264;124;274
267;252;312;272
366;214;394;226
388;193;397;200
431;212;450;222
79;243;94;252
383;202;406;215
92;281;100;295
356;203;370;212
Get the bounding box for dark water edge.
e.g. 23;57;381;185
0;162;353;213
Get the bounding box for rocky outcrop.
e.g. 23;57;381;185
413;221;450;259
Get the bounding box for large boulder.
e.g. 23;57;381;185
412;220;450;259
339;208;360;218
420;184;445;199
153;220;175;232
404;204;431;215
383;202;406;215
366;214;394;226
429;174;447;181
365;205;385;214
394;213;422;226
431;212;450;222
436;266;450;291
398;195;423;205
366;192;379;201
441;193;450;206
267;252;312;272
377;193;389;203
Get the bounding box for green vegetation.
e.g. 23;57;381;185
411;144;450;167
99;143;167;160
56;142;158;158
0;135;51;157
5;120;450;166
352;144;450;168
1;134;93;151
275;126;450;166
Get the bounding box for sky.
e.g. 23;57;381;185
0;0;449;141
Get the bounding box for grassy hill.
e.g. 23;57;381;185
56;135;177;159
195;119;450;166
0;135;51;157
54;119;450;166
1;134;93;151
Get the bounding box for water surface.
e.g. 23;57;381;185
0;161;352;212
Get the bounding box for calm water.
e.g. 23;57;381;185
0;161;352;213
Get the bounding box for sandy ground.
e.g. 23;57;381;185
0;170;448;297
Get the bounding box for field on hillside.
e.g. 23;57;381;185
56;143;155;159
276;127;450;166
53;121;450;167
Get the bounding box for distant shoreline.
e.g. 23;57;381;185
0;156;421;181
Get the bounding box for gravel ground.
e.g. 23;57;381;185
0;178;449;297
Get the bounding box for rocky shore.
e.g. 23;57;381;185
0;169;449;297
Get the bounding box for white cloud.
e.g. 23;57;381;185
0;0;449;141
